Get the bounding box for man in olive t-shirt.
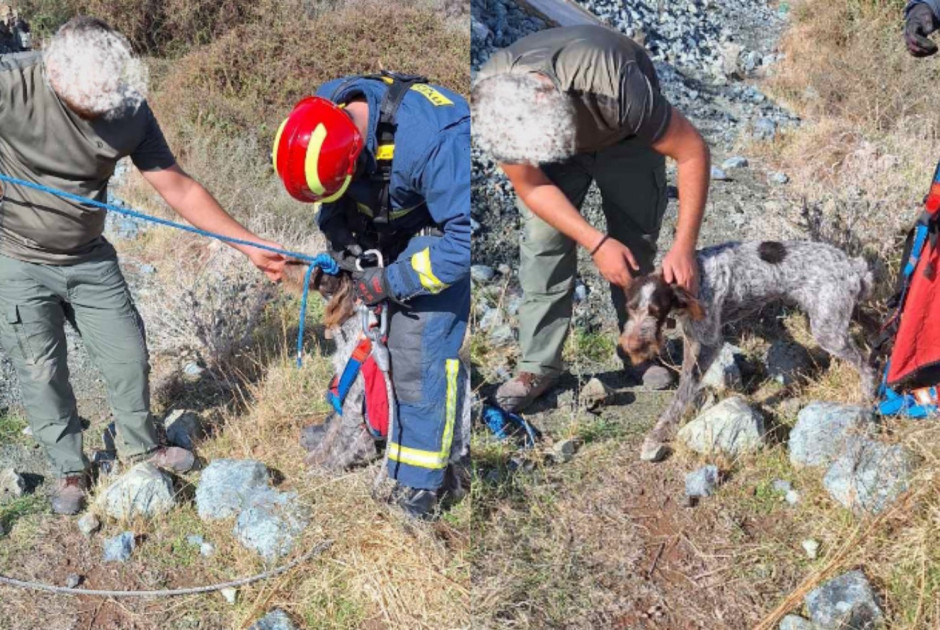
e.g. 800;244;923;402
473;25;711;413
0;16;288;515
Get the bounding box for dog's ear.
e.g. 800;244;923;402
672;285;706;321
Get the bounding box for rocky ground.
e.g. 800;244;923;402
470;1;906;628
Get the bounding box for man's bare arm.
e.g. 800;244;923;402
501;162;639;287
651;107;710;292
140;164;287;282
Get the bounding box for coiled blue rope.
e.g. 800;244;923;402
0;173;339;367
482;404;541;448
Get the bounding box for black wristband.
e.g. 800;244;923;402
589;234;610;256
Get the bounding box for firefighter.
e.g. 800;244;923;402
472;24;711;413
273;73;471;519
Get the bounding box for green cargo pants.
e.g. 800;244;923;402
0;251;157;477
517;138;667;377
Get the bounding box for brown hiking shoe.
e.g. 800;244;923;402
50;475;88;516
147;446;195;473
494;371;559;413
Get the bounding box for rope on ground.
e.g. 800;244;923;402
0;173;339;366
0;540;332;598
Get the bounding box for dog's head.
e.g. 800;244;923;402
283;264;357;330
619;274;705;365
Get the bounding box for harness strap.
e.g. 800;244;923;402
327;337;372;414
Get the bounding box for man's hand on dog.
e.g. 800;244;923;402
243;238;289;282
591;237;639;288
353;267;392;305
661;244;699;294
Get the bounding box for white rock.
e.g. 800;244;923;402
0;468;26;501
99;462;176;520
677;397;766;456
802;539;820;560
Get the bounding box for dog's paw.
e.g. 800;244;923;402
640;438;669;462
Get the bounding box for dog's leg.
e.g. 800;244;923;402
808;304;876;400
640;338;705;462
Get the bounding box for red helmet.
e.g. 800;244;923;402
272;96;364;203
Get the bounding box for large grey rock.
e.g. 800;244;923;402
722;156;749;170
824;439;913;514
700;343;744;391
805;570;883;629
196;459;270;521
789;403;876;468
102;531;135;563
99;462;175;520
677;397;765;456
0;468;25;501
234;489;309;561
685;465;720;498
164;410;203;451
779;615;816;630
580;377;610;409
470;264;496;283
249;609;297;630
765;340;813;385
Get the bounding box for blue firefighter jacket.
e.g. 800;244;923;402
314;77;471;301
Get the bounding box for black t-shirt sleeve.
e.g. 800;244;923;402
619;62;673;144
130;103;177;171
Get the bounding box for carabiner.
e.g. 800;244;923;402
356;249;384;271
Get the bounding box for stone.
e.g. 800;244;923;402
573;282;588;303
770;171;790;185
677;397;765;456
785;490;801;506
772;479;793;495
200;542;215;557
164;410;203;451
744;50;762;72
487;325;515;348
700;343;744;392
221;587;238;604
249;609;297;630
182;362;205;381
549;438;579;464
805;570;883;629
233;489;309;561
779;615;816;630
753;117;778;140
721;156;749;170
720;42;744;77
685;465;720;498
580;377;611;409
0;468;25;501
789;403;876;468
470;264;496;283
824;438;913;515
77;512;101;537
765;340;813;385
711;166;729;181
802;539;820;560
102;531;135;563
196;459;270;521
99;462;175;520
640;440;669;462
65;574;82;589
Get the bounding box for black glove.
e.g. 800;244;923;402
320;213;362;272
906;3;939;57
352;267;393;305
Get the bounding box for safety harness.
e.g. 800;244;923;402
874;159;940;417
326;251;395;438
329;71;430;239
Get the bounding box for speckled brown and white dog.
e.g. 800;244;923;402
620;241;876;462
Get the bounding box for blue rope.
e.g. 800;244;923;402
0;173;339;367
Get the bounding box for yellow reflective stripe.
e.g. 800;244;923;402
304;123;329;195
387;359;460;470
356;202;373;218
319;174;352;203
387;443;447;469
410;83;453;106
410;247;448;293
271;117;288;170
356;203;420;220
441;358;458;456
375;144;395;161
